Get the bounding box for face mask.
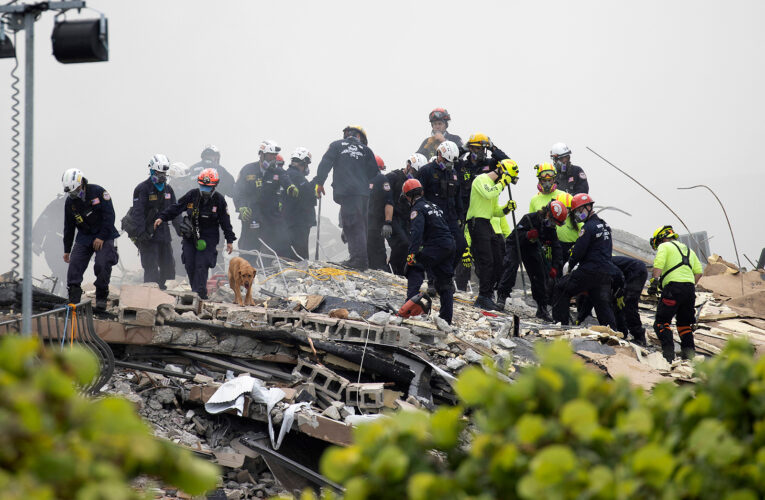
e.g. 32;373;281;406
151;171;167;184
554;159;567;172
438;161;453;171
262;160;270;169
67;188;81;200
199;186;214;199
539;178;554;192
576;209;588;221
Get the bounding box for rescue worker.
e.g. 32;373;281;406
32;194;67;293
235;140;297;260
576;261;624;328
314;125;379;270
367;155;393;270
417;141;465;282
550;143;589;195
498;201;568;319
154;168;236;299
648;225;703;362
530;162;580;258
402;179;456;324
552;193;617;329
613;256;648;345
466;159;519;310
181;145;236;199
416;108;463;159
130;154;178;290
384;153;427;275
283;147;317;260
61;168;120;310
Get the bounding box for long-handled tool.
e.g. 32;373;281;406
314;197;322;261
506;184;527;295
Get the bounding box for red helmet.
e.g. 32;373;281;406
547;200;569;225
570;193;594;211
276;154;285;167
429;108;451;123
375;155;385;170
197;167;220;187
402;178;423;197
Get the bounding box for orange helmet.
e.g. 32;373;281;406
547;200;568;225
375;155;385;170
429;108;451;123
197;167;220;187
275;154;285;168
402;178;423;197
570;193;594;211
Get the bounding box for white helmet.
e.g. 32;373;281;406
406;153;428;171
436;141;460;162
291;146;312;164
550;142;571;159
62;168;85;193
148;153;171;172
258;140;280;155
168;161;189;179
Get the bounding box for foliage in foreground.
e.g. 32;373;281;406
0;336;219;500
307;339;765;500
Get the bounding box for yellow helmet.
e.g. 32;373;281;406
650;225;678;250
535;162;557;178
343;125;368;145
555;192;573;208
497;159;519;184
466;133;491;149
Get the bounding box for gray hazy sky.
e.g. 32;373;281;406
1;0;763;277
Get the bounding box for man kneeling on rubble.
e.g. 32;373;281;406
400;179;455;324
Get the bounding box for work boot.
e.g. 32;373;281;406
657;331;676;363
427;285;438;297
474;295;500;311
679;334;696;360
95;288;109;312
680;347;696;360
67;285;82;304
535;306;553;322
631;329;648;347
496;294;508;310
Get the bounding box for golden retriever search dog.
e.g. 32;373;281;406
228;257;257;306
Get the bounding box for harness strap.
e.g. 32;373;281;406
660;241;691;287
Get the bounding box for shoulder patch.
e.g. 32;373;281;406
91;197;100;205
578;228;585;237
369;183;374;190
148;194;158;201
579;172;587;179
187;203;194;209
410;210;418;220
273;174;279;181
383;182;390;191
246;174;257;181
165;192;172;199
212;206;217;213
102;191;110;201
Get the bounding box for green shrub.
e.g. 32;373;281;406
310;338;765;500
0;336;219;499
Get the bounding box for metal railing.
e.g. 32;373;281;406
0;301;114;393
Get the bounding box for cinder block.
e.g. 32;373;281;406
346;382;385;409
382;325;411;347
292;359;349;400
118;307;156;326
342;320;384;343
267;311;303;328
167;291;200;314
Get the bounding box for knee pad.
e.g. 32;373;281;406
653;322;671;335
677;324;693;336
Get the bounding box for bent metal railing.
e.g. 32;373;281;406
0;301;115;393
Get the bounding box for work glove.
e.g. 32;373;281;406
239;207;252;222
461;248;473;268
647;277;660;296
406;253;416;266
616;295;626;310
381;223;393;239
526;229;539;242
315;184;325;198
287;184;299;198
548;267;558;279
502;200;517;214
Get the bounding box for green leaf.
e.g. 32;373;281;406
515;414;547;445
320;446;362;483
560;399;599;440
455;366;495;406
529;445;577;485
430;406;464;450
632;443;675;488
369;445;410;482
616;408;653;436
688;419;743;466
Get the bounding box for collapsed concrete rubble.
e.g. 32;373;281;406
3;249;765;498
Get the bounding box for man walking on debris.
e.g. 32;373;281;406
648;225;703;362
367;155;393;271
61;168;120;310
552;193;617;329
32;194;67;292
154;168;236;299
550;142;589;196
283;147;317;260
384;153;427;275
416;108;463;159
129;154;179;290
235;140;297;260
402;179;455;324
466;158;519;310
314;125;379;270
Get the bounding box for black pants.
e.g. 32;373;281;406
406;243;455;324
620;277;647;338
435;218;466;290
520;244;548;309
338;195;369;267
498;237;522;298
553;269;616;329
367;223;388;271
468;218;498;297
288;224;311;260
387;219;409;276
182;239;217;299
138;240;175;289
654;282;696;349
67;239;119;299
491;233;505;291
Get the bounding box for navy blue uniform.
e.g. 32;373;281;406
234;161;292;259
158;189;236;299
613;256;648;341
175;161;236;199
555;164;589;195
455;147;509;222
367;172;393;271
131;178;178;289
283;165;317;260
552;214;616;328
314;137;379;268
416;132;464;159
406;198;456;324
385;169;413;276
63;184;120;302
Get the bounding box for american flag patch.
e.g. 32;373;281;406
91;198;100;205
212;206;217;213
273;175;279;181
165;193;172;199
